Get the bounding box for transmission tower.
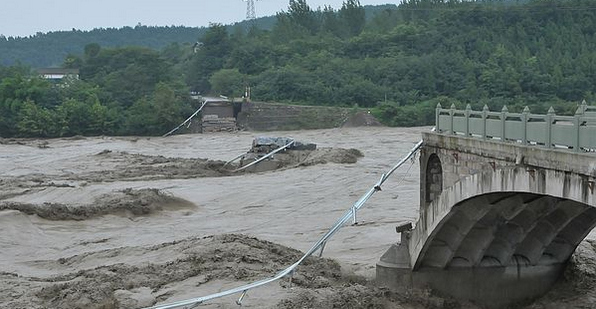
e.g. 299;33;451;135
244;0;257;20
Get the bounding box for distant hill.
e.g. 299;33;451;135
0;16;278;68
0;5;390;68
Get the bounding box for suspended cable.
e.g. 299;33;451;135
163;100;208;137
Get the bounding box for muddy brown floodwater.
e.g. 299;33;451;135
1;127;595;308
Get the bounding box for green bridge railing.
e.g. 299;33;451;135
436;100;596;152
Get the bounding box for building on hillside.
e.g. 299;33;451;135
37;68;80;80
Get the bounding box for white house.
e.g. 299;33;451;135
37;68;80;80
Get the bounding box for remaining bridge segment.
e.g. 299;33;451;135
377;102;596;308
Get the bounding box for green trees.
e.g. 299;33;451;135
0;41;190;137
209;69;247;99
285;0;319;35
339;0;365;38
17;100;55;137
0;72;53;137
125;82;190;135
479;45;522;98
186;24;232;93
81;45;173;108
0;97;22;137
274;0;365;40
0;74;119;137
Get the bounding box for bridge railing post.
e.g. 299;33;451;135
482;105;488;140
573;102;585;152
465;104;471;137
449;104;456;135
436;103;442;133
546;107;555;148
521;106;529;145
501;106;508;142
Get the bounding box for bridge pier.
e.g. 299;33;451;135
377;242;565;308
376;232;414;291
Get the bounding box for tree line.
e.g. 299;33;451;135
0;45;193;137
1;0;595;137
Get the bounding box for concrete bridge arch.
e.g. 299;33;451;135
412;167;596;271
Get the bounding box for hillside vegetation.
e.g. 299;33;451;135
1;0;595;137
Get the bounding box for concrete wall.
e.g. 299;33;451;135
237;102;352;131
202;103;234;118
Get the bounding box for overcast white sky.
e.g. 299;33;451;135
1;1;397;38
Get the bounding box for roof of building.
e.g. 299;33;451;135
37;68;80;75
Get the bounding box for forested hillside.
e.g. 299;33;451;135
0;6;390;68
0;14;281;68
0;26;203;68
1;0;595;137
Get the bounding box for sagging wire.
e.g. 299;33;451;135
394;151;418;189
163;100;208;137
